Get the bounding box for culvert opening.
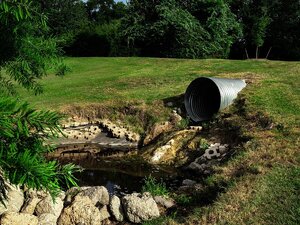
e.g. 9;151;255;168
185;77;246;122
185;77;221;122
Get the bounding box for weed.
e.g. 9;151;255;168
174;194;193;206
142;175;169;197
142;212;177;225
199;138;210;150
176;117;190;130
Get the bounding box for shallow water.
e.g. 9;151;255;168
51;152;183;196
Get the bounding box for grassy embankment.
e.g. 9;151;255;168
19;57;300;224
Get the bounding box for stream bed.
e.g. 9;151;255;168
48;146;184;196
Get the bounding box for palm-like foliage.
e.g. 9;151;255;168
0;0;79;202
0;97;80;200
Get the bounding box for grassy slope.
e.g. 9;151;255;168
19;57;300;224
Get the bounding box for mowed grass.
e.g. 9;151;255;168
18;57;300;224
18;57;299;126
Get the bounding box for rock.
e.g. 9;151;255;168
166;102;173;107
109;195;124;222
154;196;175;209
64;187;83;205
38;213;57;225
142;129;198;166
0;212;38;225
151;139;175;163
26;189;48;199
122;192;160;223
143;121;173;145
99;206;110;221
0;183;24;215
21;197;41;214
57;195;105;225
189;126;202;132
187;160;214;175
182;179;196;187
58;190;66;201
77;186;109;206
170;111;182;124
35;195;63;220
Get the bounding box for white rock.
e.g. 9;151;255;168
109;195;124;222
57;195;105;225
35;195;63;221
122;192;160;223
0;212;38;225
38;213;57;225
99;205;110;221
0;183;24;215
154;196;175;209
76;186;109;206
21;197;41;214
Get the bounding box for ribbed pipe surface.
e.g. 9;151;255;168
184;77;246;122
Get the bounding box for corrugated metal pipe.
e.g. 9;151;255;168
184;77;246;122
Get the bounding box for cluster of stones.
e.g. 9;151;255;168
0;184;174;225
62;124;102;141
187;143;229;175
60;119;140;143
98;119;140;142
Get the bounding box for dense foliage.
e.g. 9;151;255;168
0;98;79;199
0;0;79;200
28;0;299;60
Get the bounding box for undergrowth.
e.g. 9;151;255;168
142;176;169;197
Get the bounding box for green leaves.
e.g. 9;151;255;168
0;96;78;199
121;0;241;58
0;0;32;22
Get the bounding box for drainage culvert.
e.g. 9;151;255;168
185;77;246;122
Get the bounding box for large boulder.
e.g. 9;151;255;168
0;183;24;215
38;213;58;225
76;186;109;206
122;192;160;223
0;212;38;225
35;195;63;220
57;195;106;225
109;195;124;222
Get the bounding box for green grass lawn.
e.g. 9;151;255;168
19;57;299;126
18;57;300;224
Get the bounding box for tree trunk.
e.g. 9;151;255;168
266;47;272;59
256;46;259;59
245;48;249;59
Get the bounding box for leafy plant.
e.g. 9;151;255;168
0;97;81;199
0;0;78;202
142;175;169;197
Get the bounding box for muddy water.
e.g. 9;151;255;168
48;146;183;196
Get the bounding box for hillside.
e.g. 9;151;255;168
19;57;300;224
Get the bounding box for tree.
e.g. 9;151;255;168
86;0;124;23
265;0;300;60
120;0;241;58
0;0;79;200
230;0;271;59
34;0;90;45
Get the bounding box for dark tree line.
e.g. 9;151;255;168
34;0;300;60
